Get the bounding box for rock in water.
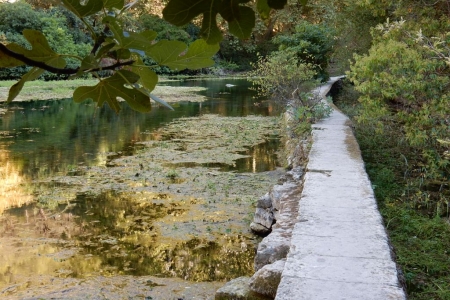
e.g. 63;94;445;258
256;193;272;209
215;277;272;300
254;229;290;271
249;259;285;298
250;222;270;235
215;277;251;300
253;208;274;229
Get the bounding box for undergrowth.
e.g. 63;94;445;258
334;80;450;300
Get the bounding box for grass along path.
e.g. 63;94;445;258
333;80;450;300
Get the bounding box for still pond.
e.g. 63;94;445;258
0;78;282;298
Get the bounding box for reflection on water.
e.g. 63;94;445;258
2;191;254;283
164;138;280;173
0;151;33;215
0;79;279;292
0;79;277;212
0;79;275;180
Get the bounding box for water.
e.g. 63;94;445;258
0;78;281;294
5;190;257;282
0;78;276;180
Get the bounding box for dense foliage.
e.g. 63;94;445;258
336;78;450;300
0;2;92;80
348;11;450;218
331;0;450;298
273;20;334;80
248;48;332;136
0;0;288;113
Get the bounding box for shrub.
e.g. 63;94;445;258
249;49;317;104
39;14;91;80
217;35;261;71
273;20;335;81
248;49;330;135
138;14;193;43
0;2;91;80
349;27;450;213
0;1;44;33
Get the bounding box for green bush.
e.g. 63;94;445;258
47;6;91;45
39;13;91;80
349;25;450;214
248;49;328;135
249;49;317;103
138;14;194;43
208;59;240;75
335;78;450;300
0;2;91;80
273;20;335;81
0;1;44;33
217;35;262;72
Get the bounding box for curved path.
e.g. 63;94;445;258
275;77;407;299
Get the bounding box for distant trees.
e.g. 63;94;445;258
0;2;91;80
0;0;302;113
0;0;221;112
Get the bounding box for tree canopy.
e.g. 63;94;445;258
0;0;302;112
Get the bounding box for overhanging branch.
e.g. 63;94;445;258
0;43;135;75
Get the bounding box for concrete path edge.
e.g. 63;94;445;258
275;77;407;300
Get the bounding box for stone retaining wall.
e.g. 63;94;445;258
215;76;406;300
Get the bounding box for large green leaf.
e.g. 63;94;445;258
163;0;210;26
71;54;100;78
103;16;157;52
0;44;25;67
80;54;99;70
73;70;152;113
8;68;45;102
161;0;223;44
102;0;124;9
228;6;255;39
201;11;223;44
219;0;247;22
146;40;188;65
95;43;116;59
163;0;294;43
124;30;158;51
256;0;271;20
130;57;158;92
7;29;66;68
61;0;103;18
165;39;219;70
146;39;219;71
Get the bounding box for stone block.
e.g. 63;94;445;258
249;259;285;298
215;277;272;300
256;193;272;209
253;208;274;229
254;231;290;271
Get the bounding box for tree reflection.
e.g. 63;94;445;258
67;191;254;281
0;150;33;214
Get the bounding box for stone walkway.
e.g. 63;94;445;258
275;77;407;300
